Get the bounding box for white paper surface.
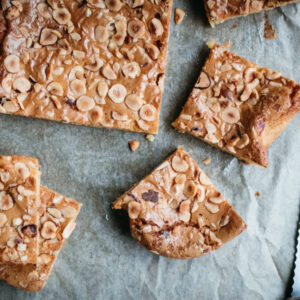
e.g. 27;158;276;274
0;1;300;299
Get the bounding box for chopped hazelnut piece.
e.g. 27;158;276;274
203;157;211;165
174;8;185;25
128;141;140;152
146;134;155;142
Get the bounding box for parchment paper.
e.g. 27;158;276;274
0;1;300;299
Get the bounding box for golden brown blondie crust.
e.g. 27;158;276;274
172;45;300;167
0;0;173;133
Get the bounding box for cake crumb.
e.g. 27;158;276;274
207;39;216;49
146;134;155;142
128;141;140;151
203;157;211;165
255;192;261;197
264;15;277;40
232;24;237;29
175;8;185;25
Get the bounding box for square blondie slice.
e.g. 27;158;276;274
0;0;173;133
204;0;300;26
0;155;40;265
113;147;246;259
0;186;82;291
172;44;300;167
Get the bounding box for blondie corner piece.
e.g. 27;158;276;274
204;0;300;26
113;147;246;259
0;0;173;134
0;155;40;265
0;186;82;291
172;44;300;168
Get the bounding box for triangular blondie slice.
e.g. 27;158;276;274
113;147;246;259
172;44;300;167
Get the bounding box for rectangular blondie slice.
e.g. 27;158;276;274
0;155;40;265
113;147;246;259
204;0;300;26
0;186;82;291
0;0;173;133
172;44;300;167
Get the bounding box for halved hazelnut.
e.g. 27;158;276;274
199;172;211;186
195;71;211;89
175;174;186;185
70;79;86;97
41;221;57;239
40;28;58;46
47;82;64;96
90;106;103;123
171;156;188;173
13;77;31;93
97;81;108;98
60;206;77;218
122;62;140;79
139;104;156;122
221;107;240;124
137;119;149;131
0;213;7;227
105;0;123;11
145;43;159;60
175;8;185;25
95;25;109;43
0;191;14;210
3;100;19;113
128;201;141;219
47;207;62;219
150;18;164;36
69;66;85;81
112;111;128;121
4;55;20;73
113;20;127;45
102;64;117;80
220;215;230;227
5;6;20;21
236;133;250;149
183;180;197;198
244;67;256;83
88;0;106;8
128;20;145;38
204;201;219;214
179;200;190;214
2;74;13;93
76;96;95;112
28;271;40;281
15;162;29;180
240;79;259;101
209;195;224;204
125;94;143;111
62;221;76;238
53;8;71;25
84;58;103;72
108;84;127;103
37;3;52;18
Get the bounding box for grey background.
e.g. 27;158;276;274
1;1;300;299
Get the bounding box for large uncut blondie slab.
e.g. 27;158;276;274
0;155;40;265
0;186;82;291
172;45;300;167
113;147;246;259
0;0;173;133
204;0;300;26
